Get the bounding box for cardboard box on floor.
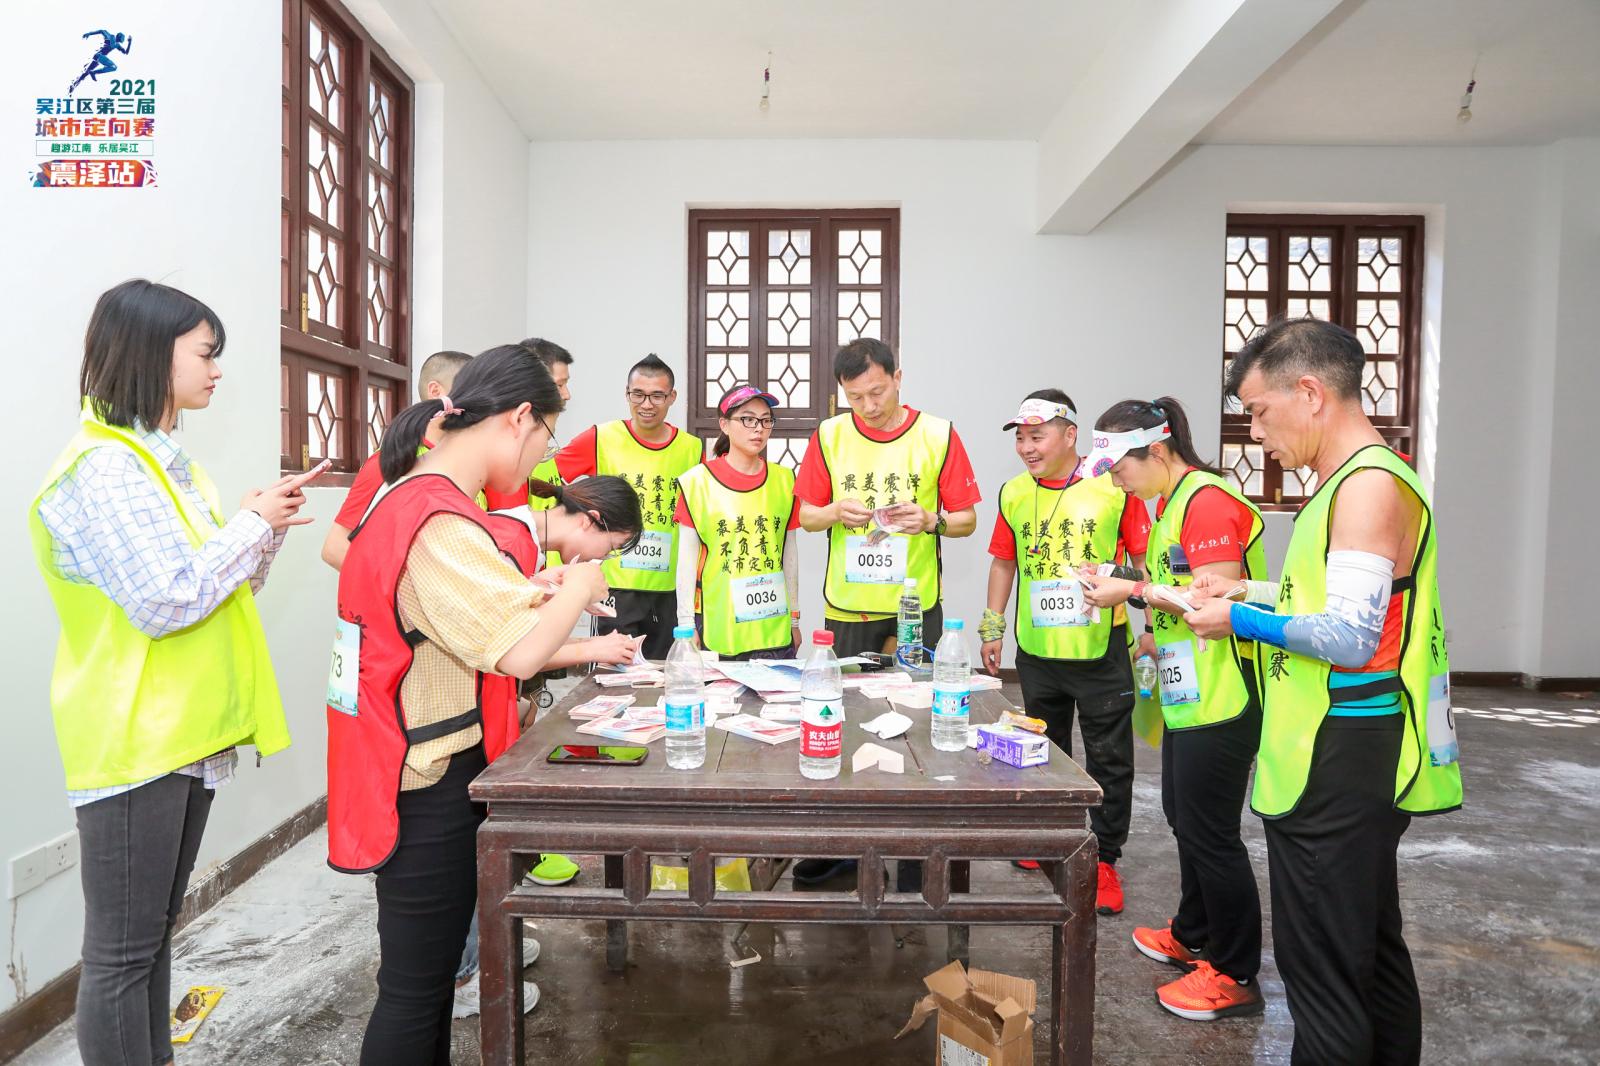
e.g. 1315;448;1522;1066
895;959;1038;1065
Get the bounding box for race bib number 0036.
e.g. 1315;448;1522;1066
844;534;907;585
731;570;787;623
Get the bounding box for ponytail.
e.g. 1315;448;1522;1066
379;343;563;483
533;474;644;555
711;431;731;458
1095;396;1223;477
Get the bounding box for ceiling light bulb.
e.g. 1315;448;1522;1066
1457;105;1472;124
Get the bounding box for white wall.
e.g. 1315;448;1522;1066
525;137;1593;676
0;0;527;1014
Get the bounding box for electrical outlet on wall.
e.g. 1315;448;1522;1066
8;831;80;899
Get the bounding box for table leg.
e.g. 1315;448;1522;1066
477;834;524;1066
946;859;970;964
604;853;628;972
1052;836;1098;1066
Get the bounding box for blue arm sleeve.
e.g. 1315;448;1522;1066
1230;603;1290;648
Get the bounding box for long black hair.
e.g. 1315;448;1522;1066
528;475;644;555
80;279;227;429
1095;396;1223;477
381;344;563;483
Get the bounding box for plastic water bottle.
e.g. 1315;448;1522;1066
897;577;924;669
799;630;843;780
931;619;971;752
1135;654;1158;699
664;625;706;770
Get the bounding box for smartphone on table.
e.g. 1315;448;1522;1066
546;744;648;766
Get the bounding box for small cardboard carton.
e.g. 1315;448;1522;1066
976;723;1050;768
895;960;1037;1065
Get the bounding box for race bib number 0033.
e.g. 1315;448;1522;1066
1029;578;1089;628
326;617;360;717
844;534;907;585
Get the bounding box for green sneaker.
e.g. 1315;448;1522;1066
527;854;579;887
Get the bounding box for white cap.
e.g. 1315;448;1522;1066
1002;398;1077;430
1081;423;1173;478
903;577;917;588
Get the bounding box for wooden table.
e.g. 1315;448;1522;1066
471;676;1103;1065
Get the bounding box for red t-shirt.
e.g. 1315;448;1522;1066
334;439;434;529
793;407;982;512
987;472;1151;562
551;421;685;485
1154;481;1255;569
673;456;802;531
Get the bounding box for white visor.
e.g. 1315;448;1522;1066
1002;398;1077;430
1082;423;1172;477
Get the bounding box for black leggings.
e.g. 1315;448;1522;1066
360;746;487;1066
1161;691;1263;981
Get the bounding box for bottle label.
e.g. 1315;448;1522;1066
800;698;842;758
931;684;970;718
896;617;922;649
665;700;704;734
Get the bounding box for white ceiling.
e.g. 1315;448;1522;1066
1197;0;1600;146
427;0;1129;140
431;0;1600;147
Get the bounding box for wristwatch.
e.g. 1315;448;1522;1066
934;512;948;537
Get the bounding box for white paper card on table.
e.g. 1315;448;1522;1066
887;683;934;710
759;703;804;723
716;660;804;693
570;694;636;720
859;711;913;739
851;743;905;774
712;714;800;745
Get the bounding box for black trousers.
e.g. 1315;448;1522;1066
1015;631;1135;864
75;773;213;1066
1263;714;1420;1066
1162;689;1263;981
361;746;487;1066
597;588;678;659
825;602;944;659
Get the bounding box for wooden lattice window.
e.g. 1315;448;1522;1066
1222;214;1422;508
688;209;900;471
281;0;412;477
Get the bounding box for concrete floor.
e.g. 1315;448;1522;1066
16;684;1600;1065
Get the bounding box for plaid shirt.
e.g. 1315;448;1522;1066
36;423;284;806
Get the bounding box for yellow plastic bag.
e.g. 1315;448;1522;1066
650;857;752;892
1129;641;1164;750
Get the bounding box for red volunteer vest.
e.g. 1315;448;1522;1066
327;474;537;873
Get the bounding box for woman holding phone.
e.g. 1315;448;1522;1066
327;344;610;1064
30;279;315;1066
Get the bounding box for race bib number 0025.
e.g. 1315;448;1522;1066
1156;641;1201;707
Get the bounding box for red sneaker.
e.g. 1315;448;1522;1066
1156;961;1264;1021
1131;922;1199;970
1096;861;1123;916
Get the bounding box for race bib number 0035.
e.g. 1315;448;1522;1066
844;534;907;585
619;528;672;571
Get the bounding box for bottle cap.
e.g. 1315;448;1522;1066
673;625;695;639
813;630;834;646
945;618;965;631
903;577;917;589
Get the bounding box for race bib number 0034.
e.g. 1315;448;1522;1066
844;534;907;585
619;528;672;571
731;570;787;623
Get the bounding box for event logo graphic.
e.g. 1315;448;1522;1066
69;30;133;95
30;27;158;188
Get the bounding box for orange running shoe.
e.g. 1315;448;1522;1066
1096;861;1124;916
1155;961;1264;1021
1131;922;1199;970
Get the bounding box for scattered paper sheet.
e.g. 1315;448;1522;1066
860;711;913;739
852;743;905;774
